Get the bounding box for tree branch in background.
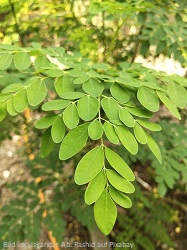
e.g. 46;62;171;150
8;0;25;46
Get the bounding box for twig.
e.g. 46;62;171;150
134;171;153;191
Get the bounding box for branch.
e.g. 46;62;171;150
8;0;25;46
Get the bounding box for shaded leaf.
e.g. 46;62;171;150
41;128;54;157
14;89;28;112
167;81;187;108
109;186;132;208
156;91;181;119
103;121;119;144
35;115;58;129
125;107;153;118
146;133;162;164
106;169;135;193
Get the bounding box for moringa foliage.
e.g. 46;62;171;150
0;44;187;235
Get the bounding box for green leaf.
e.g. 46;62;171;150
0;93;12;102
116;76;140;87
63;103;79;129
0;103;7;121
41;128;55;157
42;99;70;111
27;80;47;106
14;89;28;112
51;116;65;143
68;69;85;77
109;186;132;208
125;107;153;118
73;74;90;84
94;189;117;235
167;81;187;108
7;97;18;116
82;78;104;97
85;170;107;205
34;55;51;70
115;126;138;155
59;123;89;160
54;75;74;97
14;52;31;70
60;92;85;99
35;115;58;129
0;53;13;70
101;97;120;120
2;83;24;93
77;96;99;121
146;133;162;164
137;120;162;131
46;69;64;77
156;91;181;119
119;108;135;127
88;120;103;140
157;182;167;197
74;146;104;185
110;83;130;103
105;147;135;181
103;121;119;144
133;122;147;144
137;86;159;112
106;169;135;193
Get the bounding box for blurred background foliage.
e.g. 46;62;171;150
0;0;187;249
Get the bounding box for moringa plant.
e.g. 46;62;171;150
0;43;187;236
